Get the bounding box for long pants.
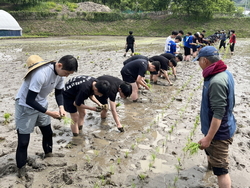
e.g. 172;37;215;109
219;40;226;49
16;124;53;168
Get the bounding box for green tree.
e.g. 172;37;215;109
171;0;236;19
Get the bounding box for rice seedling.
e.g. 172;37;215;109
173;176;179;186
151;153;156;161
125;151;129;158
145;78;150;83
3;113;11;124
136;137;141;143
94;150;99;156
116;102;121;107
61;116;74;125
177;157;181;166
183;142;200;155
85;155;91;163
149;162;153;169
147;83;152;89
131;144;136;150
109;165;115;175
138;173;147;180
175;164;181;175
155;146;160;154
117;158;121;165
94;182;100;188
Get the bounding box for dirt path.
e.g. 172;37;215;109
0;36;249;188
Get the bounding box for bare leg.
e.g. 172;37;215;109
130;82;139;101
100;109;108;119
69;112;80;135
217;174;231;188
76;106;86;129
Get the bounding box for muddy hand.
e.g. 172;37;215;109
96;106;103;112
102;104;109;110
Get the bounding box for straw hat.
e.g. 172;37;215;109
23;55;52;79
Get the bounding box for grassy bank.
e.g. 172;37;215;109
17;16;250;38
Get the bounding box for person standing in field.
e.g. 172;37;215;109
164;31;178;53
15;55;78;178
124;31;135;57
194;46;236;188
165;36;182;55
229;30;236;55
183;32;193;62
218;30;227;51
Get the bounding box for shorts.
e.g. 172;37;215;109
192;45;197;52
150;71;158;75
120;70;136;83
184;46;191;56
63;95;78;113
15;99;50;134
126;44;134;53
205;138;233;176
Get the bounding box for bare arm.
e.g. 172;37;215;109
109;100;122;128
89;95;102;106
198;117;221;149
136;75;149;90
162;70;172;85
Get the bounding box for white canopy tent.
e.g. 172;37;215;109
0;10;22;36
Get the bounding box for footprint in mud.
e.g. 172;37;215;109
0;163;16;177
35;152;65;159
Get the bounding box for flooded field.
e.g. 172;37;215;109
0;36;250;188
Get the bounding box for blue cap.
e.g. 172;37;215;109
192;46;219;62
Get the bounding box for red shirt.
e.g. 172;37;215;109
229;34;236;44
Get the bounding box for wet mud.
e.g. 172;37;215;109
0;36;249;188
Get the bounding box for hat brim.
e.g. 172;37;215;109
23;61;52;79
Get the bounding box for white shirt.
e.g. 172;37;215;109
16;63;64;108
164;35;174;53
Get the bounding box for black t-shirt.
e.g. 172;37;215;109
63;75;96;106
160;53;175;60
123;55;148;65
149;55;169;70
126;35;135;44
121;59;148;79
97;75;123;102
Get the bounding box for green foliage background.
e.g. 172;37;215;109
1;0;250;37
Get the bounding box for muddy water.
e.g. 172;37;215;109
0;36;250;188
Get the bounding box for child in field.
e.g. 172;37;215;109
124;31;135;57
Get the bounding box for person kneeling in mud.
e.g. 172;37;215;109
63;75;110;136
120;58;160;102
149;55;176;86
95;75;132;132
